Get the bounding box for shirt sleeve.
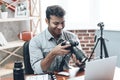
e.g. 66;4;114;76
29;38;44;74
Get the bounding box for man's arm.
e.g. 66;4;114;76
41;44;71;72
29;39;71;73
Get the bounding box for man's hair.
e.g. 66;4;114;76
46;5;65;20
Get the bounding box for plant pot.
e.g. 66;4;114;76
0;12;8;19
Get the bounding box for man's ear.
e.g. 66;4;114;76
45;18;49;24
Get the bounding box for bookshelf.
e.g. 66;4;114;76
0;0;41;65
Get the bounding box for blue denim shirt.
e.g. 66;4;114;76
29;28;82;74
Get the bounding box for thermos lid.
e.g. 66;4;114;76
14;61;23;68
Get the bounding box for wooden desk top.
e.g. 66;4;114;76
0;77;13;80
1;67;120;80
0;71;84;80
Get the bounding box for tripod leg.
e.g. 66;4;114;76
88;38;100;61
100;37;103;59
102;38;109;57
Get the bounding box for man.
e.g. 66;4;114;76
29;5;85;74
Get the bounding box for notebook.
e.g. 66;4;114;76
68;56;117;80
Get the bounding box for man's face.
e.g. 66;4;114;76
46;15;65;38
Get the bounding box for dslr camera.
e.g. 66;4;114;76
61;40;87;64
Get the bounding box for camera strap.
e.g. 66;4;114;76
58;31;72;71
63;31;70;41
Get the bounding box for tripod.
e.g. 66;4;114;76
88;22;109;61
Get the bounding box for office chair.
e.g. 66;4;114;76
23;41;34;74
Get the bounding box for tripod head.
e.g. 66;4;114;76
97;22;104;37
97;22;104;27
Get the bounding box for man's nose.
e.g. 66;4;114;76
57;24;63;29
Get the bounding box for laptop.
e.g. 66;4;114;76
85;56;117;80
68;56;117;80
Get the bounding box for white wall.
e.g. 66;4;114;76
99;0;120;30
40;0;120;31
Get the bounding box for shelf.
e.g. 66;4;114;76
0;17;36;22
0;40;25;65
0;40;25;50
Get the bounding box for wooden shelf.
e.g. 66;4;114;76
0;40;25;65
0;17;36;22
0;0;41;65
0;40;25;50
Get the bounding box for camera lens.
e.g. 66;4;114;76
13;61;25;80
14;61;23;68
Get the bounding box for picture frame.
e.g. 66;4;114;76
15;1;29;17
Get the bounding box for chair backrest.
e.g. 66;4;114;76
23;41;34;74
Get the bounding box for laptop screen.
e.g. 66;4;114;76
85;56;117;80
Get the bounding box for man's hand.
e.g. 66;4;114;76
50;43;71;56
41;43;71;71
71;54;82;66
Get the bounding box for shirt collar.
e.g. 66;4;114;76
59;31;65;41
45;28;65;41
45;28;54;40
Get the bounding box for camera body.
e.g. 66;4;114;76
61;40;79;50
61;40;87;63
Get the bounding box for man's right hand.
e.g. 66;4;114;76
41;43;71;71
50;43;71;56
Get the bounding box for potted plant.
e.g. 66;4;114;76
0;2;8;18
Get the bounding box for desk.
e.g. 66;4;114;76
0;40;25;65
1;67;120;80
0;70;84;80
